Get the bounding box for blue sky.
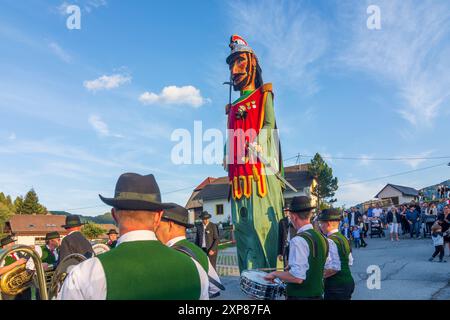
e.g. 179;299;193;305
0;0;449;215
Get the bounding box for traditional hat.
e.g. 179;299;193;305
318;209;342;221
45;231;60;241
226;34;257;64
99;173;175;211
106;229;118;235
199;211;212;220
289;196;315;213
61;215;85;229
162;203;194;228
0;235;15;247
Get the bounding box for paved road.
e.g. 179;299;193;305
216;236;450;300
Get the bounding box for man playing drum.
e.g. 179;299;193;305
264;196;332;300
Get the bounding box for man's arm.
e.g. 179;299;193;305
265;237;308;284
57;258;106;300
209;224;219;253
324;239;340;279
0;258;27;276
58;238;71;263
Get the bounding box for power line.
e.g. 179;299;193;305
340;162;448;187
284;153;450;162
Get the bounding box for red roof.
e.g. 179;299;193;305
6;215;69;236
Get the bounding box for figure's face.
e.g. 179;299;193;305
228;53;256;91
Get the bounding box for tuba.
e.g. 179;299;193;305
0;245;48;300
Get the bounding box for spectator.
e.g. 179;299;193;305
424;203;437;238
429;224;446;262
352;226;361;248
341;223;351;240
386;206;401;241
372;204;383;220
349;207;361;227
406;206;420;238
443;205;450;255
357;216;367;247
399;205;410;235
362;213;369;238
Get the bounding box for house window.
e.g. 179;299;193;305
35;237;46;245
216;204;224;215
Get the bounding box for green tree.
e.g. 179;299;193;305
308;153;338;210
0;202;14;235
14;196;24;214
81;222;106;240
21;189;47;215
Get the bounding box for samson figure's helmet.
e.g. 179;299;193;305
226;34;263;88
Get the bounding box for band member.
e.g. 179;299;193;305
58;173;209;300
0;235;29;300
195;211;219;269
224;35;284;272
106;229;119;249
277;207;296;268
318;209;355;300
264;196;331;300
59;215;94;262
155;203;224;298
27;231;60;271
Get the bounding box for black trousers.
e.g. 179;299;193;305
324;282;355;300
432;245;445;260
202;247;218;269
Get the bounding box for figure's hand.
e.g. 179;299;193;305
277;255;283;262
225;104;231;115
42;263;49;271
250;142;263;153
208;250;215;256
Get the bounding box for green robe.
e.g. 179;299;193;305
227;89;284;272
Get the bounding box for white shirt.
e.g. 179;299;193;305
327;229;354;266
201;223;208;248
57;230;209;300
372;208;382;218
288;224;333;280
166;236;222;296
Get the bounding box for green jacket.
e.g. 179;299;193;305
286;228;329;298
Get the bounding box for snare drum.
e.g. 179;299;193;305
240;270;285;300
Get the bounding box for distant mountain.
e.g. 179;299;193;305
50;211;115;225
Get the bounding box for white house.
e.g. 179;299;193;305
186;164;317;225
375;184;419;205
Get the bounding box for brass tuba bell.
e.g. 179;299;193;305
0;245;48;300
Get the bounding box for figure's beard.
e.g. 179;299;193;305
232;73;251;91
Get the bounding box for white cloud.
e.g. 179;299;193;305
88;115;123;138
358;154;373;166
340;0;450;126
48;42;72;63
8;133;16;141
83;74;131;92
400;150;434;169
337;182;385;207
139;85;210;108
227;0;328;95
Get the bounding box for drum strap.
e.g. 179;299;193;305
172;245;225;291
